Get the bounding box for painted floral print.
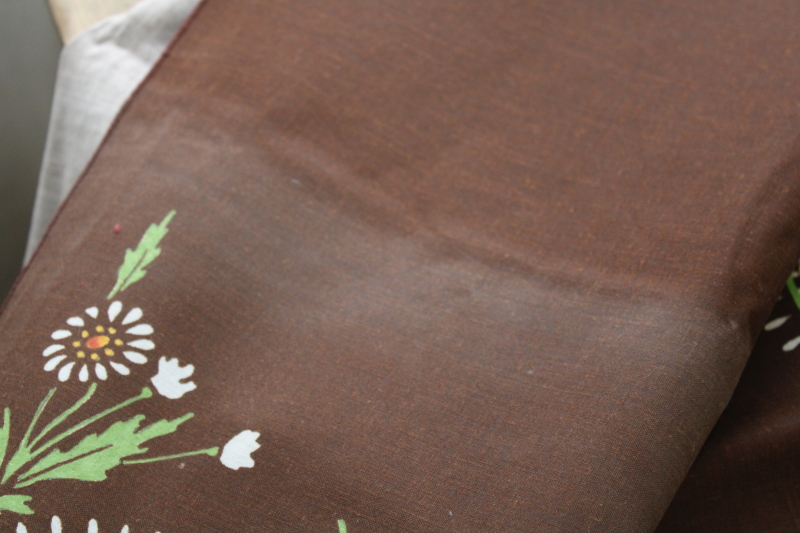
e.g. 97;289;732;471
44;302;152;382
16;516;140;533
12;516;348;533
0;211;260;518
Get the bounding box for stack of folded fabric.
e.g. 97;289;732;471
4;1;800;531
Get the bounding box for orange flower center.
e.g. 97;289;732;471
86;335;110;349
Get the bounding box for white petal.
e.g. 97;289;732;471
58;362;75;382
85;307;99;319
78;365;89;382
108;301;123;322
220;430;261;470
784;336;800;352
66;316;84;327
128;339;155;351
43;344;65;357
51;330;71;340
126;324;154;336
109;361;131;375
88;519;98;533
16;522;27;533
121;527;130;533
44;355;67;372
123;351;147;364
95;364;108;381
122;307;143;325
51;516;61;533
765;315;791;331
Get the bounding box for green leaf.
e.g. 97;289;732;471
787;275;800;311
0;495;33;515
107;210;175;299
15;412;192;488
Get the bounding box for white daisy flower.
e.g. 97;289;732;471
16;516;159;533
150;357;197;399
42;301;154;383
220;430;261;470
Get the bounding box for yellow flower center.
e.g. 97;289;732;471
86;335;110;349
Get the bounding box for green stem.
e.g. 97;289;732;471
20;389;55;451
0;408;10;473
33;387;152;458
2;390;55;484
122;446;219;465
30;384;96;449
787;275;800;311
338;519;347;533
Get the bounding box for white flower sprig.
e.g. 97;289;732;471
220;431;261;470
151;357;196;399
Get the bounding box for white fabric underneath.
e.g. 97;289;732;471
25;0;199;263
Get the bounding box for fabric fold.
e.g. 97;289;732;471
657;277;800;532
5;0;800;531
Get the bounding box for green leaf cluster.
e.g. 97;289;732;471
16;413;192;487
0;385;196;515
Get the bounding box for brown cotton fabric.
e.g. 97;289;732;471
3;0;800;531
657;285;800;533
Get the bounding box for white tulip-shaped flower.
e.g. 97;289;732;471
150;357;197;399
220;430;261;470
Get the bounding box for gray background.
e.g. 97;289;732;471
0;1;61;303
